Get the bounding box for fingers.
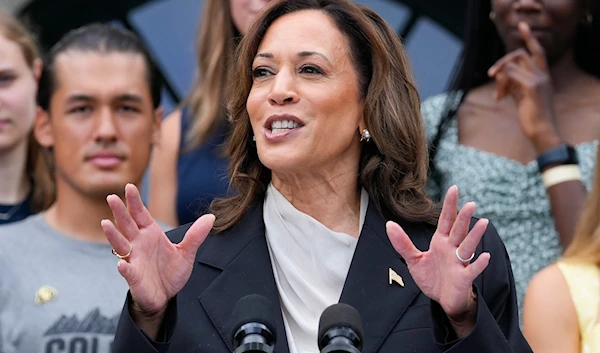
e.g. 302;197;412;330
437;186;459;235
456;218;488;258
125;183;156;229
456;218;490;280
106;194;139;241
493;61;534;100
116;259;138;286
488;22;547;78
489;48;536;76
101;219;132;260
465;252;491;281
518;22;547;70
448;202;477;246
494;71;510;100
386;221;422;265
179;214;216;264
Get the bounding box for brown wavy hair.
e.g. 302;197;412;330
0;10;53;212
564;145;600;265
211;0;439;231
183;0;240;150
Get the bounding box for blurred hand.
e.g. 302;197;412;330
102;184;215;320
488;22;560;151
386;186;490;337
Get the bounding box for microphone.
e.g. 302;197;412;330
230;294;277;353
318;303;364;353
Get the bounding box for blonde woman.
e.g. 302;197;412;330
524;146;600;353
149;0;271;227
0;11;51;224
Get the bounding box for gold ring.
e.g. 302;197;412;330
112;243;132;259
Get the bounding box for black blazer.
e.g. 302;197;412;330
113;199;532;353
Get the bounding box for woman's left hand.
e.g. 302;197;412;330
386;186;490;337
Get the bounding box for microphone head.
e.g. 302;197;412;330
318;303;364;349
230;294;277;344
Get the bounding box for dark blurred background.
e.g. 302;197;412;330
2;0;468;114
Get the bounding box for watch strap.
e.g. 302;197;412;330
536;143;578;172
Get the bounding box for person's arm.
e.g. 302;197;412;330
544;172;586;248
523;264;580;353
487;22;586;249
112;292;178;353
535;139;587;248
103;186;214;353
148;110;182;228
0;244;20;353
430;222;532;352
387;188;532;352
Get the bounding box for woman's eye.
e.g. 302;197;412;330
252;68;272;78
300;65;323;75
0;75;15;84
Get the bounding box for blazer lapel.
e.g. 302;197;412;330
194;199;433;353
340;200;432;353
196;203;290;353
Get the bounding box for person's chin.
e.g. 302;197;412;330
261;156;309;177
0;137;22;152
91;185;129;199
84;176;131;198
505;35;551;54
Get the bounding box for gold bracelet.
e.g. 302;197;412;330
541;164;582;188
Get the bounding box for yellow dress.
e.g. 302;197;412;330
557;261;600;353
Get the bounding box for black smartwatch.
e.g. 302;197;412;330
536;143;578;172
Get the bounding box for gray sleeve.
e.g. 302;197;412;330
0;234;21;353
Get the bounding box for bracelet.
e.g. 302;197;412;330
536;143;578;172
541;164;582;188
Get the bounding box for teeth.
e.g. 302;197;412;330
272;128;287;134
270;120;299;130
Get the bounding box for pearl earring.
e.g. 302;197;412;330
360;129;371;142
489;11;496;21
252;135;256;141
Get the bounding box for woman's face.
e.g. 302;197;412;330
491;0;585;62
0;35;38;154
247;10;365;178
230;0;272;35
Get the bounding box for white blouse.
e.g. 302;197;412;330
263;183;368;353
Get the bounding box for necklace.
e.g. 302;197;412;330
0;202;24;221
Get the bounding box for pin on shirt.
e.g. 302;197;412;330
35;285;58;305
389;268;404;287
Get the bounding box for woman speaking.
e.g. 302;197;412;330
103;0;531;352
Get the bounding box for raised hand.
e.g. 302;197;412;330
102;184;214;331
488;22;560;150
386;186;490;336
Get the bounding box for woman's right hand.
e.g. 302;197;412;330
487;22;561;152
102;183;215;332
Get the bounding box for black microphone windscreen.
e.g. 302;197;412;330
230;294;277;342
318;303;364;343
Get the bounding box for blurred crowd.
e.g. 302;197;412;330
0;0;599;352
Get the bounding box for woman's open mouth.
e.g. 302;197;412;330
270;119;300;135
